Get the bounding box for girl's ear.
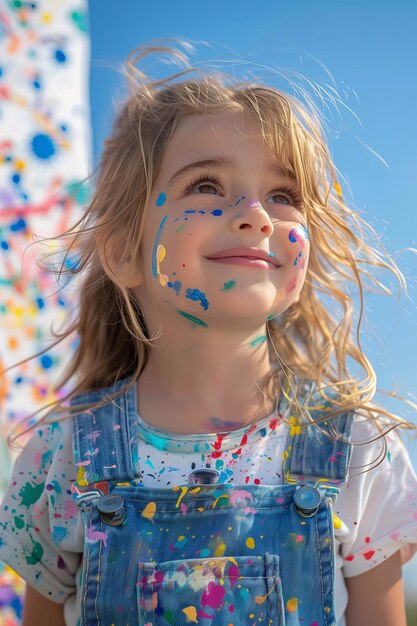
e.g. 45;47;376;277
97;234;145;288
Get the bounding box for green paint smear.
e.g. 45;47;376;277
71;10;89;33
250;335;267;347
177;310;208;328
14;516;24;530
163;610;174;625
221;280;236;291
25;538;44;565
19;482;45;507
175;224;186;234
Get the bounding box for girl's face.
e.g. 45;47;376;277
133;111;309;331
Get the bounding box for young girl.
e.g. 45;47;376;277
1;42;417;626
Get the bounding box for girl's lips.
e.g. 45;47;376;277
207;256;279;269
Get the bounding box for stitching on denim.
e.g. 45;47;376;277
127;504;293;514
82;541;90;626
315;508;327;626
95;523;103;625
138;573;278;579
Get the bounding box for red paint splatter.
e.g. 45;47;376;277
345;555;355;562
363;550;375;560
212;434;225;451
269;417;281;430
365;536;371;543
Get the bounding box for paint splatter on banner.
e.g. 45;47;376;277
0;1;91;621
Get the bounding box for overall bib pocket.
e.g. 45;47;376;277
137;553;284;625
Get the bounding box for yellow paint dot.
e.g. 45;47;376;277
333;513;342;529
41;12;52;23
246;537;255;549
142;501;157;523
214;541;226;557
249;614;254;618
77;466;88;487
182;606;198;623
287;597;298;613
14;159;26;171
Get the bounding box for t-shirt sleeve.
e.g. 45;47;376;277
0;418;84;603
334;413;417;578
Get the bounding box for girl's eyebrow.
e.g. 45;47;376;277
166;156;297;188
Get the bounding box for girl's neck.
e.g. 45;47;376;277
136;342;280;435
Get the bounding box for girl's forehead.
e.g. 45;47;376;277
161;112;278;175
170;111;264;147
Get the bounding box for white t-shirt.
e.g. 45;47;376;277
1;405;417;626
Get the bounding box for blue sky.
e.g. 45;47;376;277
88;0;417;588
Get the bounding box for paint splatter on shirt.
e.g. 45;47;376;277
0;410;416;626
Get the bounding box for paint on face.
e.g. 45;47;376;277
166;279;182;296
185;288;209;311
152;215;168;278
289;224;309;270
250;335;267;347
156;245;170;286
294;251;303;267
289;224;309;247
221;280;236;291
176;309;208;327
156;192;167;207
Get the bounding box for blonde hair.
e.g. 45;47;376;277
4;41;416;455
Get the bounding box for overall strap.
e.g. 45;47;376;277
71;376;139;485
284;381;354;486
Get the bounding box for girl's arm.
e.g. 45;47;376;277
345;550;406;626
22;585;66;626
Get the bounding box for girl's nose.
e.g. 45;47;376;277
230;201;274;236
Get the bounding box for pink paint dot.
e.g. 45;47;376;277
113;424;121;431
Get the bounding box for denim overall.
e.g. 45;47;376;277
71;376;354;626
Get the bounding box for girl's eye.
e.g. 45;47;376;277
269;193;291;205
267;186;304;209
185;174;221;195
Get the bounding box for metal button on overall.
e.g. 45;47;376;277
294;486;321;517
97;494;126;526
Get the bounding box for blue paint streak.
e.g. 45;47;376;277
156;192;167;207
185;288;209;310
152;215;168;278
211;209;223;216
